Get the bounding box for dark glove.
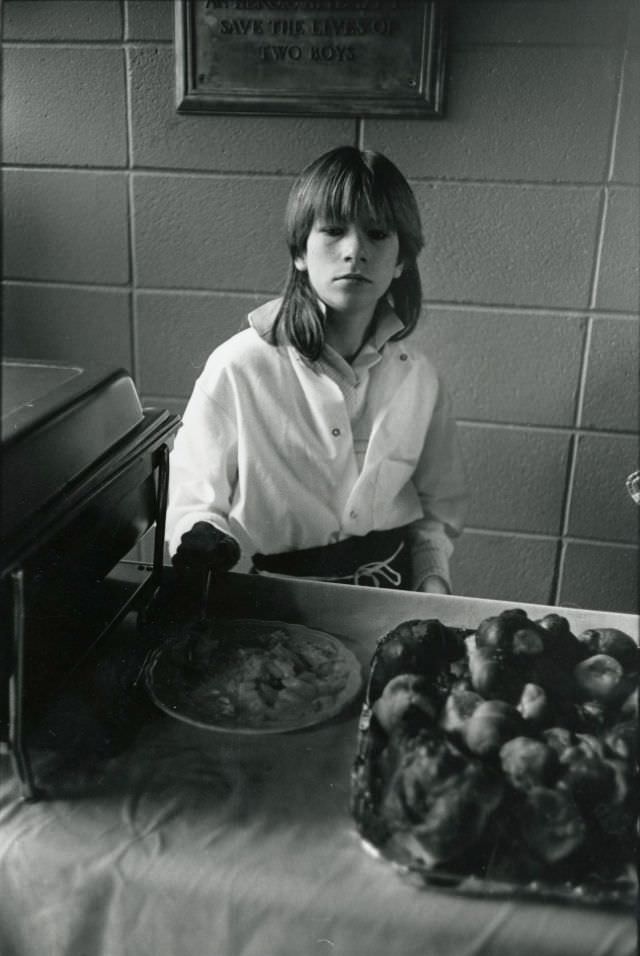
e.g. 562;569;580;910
172;522;240;576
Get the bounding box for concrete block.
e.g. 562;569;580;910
450;531;557;605
412;182;601;309
3;47;127;167
125;0;174;41
581;317;640;432
559;541;639;614
3;169;130;284
136;290;266;397
567;432;639;543
628;1;640;51
2;0;122;39
128;46;355;172
612;51;640;184
418;307;585;427
366;47;618;184
3;282;132;373
451;1;629;47
596;187;640;313
133;173;291;290
459;423;570;534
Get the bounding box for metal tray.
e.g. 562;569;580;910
350;612;638;909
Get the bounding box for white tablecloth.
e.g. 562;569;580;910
0;574;636;956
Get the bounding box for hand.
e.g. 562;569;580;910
420;574;450;596
172;522;240;577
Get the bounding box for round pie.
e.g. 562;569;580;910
145;618;362;733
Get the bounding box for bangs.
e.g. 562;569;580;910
285;146;423;262
308;165;397;231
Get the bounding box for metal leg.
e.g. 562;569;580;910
152;443;170;589
9;569;41;800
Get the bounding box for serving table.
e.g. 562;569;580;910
0;571;636;956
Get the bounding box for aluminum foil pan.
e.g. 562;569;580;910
350;615;638;909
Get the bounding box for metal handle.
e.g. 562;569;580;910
200;568;212;623
626;470;640;505
9;569;40;800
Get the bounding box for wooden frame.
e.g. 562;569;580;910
175;1;448;118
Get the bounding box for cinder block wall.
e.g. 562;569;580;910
3;0;639;612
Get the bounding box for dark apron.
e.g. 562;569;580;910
252;526;411;590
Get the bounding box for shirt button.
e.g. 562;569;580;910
331;427;341;437
350;509;358;519
399;353;408;361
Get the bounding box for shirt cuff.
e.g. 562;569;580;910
167;513;234;558
408;523;455;593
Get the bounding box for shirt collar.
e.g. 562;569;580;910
368;298;405;350
248;296;404;353
248;298;283;337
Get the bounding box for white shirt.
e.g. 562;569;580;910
166;299;468;590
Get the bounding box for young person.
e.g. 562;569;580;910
166;146;467;593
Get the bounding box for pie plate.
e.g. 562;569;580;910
144;618;363;735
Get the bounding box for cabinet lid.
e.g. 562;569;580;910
1;360;145;540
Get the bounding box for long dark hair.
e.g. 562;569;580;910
269;146;424;361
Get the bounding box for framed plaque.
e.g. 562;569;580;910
175;1;449;117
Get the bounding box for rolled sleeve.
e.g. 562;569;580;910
165;381;238;557
408;520;455;592
408;377;468;591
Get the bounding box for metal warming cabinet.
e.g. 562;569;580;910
1;360;180;798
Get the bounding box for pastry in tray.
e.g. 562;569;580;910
350;612;638;906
